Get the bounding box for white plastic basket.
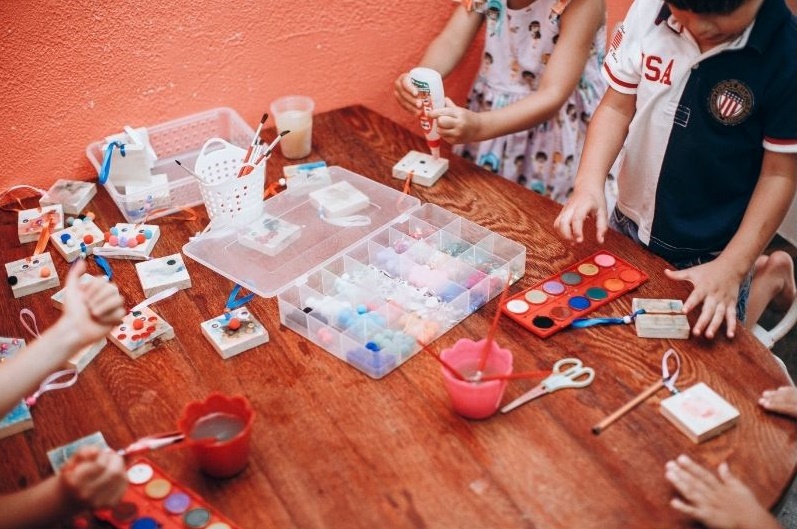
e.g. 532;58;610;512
195;138;265;227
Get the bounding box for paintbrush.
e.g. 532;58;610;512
476;273;513;376
237;113;268;177
175;160;207;184
254;130;291;165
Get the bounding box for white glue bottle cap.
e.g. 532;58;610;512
409;67;445;159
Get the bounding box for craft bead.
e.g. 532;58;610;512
143;229;153;239
83;234;94;244
132;319;144;330
136;234;146;244
109;235;119;246
40;268;51;278
227;318;241;331
126;238;138;248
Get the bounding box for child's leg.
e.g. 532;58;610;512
744;251;797;329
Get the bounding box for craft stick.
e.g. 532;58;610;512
592;378;665;435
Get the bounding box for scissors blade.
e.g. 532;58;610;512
501;385;548;413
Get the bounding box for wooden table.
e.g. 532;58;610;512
1;105;795;529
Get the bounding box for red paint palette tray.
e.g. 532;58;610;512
94;457;240;529
502;251;648;338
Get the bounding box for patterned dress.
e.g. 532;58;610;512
456;0;612;204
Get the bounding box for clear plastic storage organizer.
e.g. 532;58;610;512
183;166;526;379
85;108;254;222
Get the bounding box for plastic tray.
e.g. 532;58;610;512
85;107;254;222
183;166;526;378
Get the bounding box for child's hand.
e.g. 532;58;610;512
59;447;127;509
553;185;608;243
664;259;743;339
665;455;776;529
759;386;797;418
393;73;421;116
429;97;481;144
58;260;126;351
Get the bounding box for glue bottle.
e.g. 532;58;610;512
409;67;445;159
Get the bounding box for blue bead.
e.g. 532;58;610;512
60;233;71;243
365;341;380;351
143;229;153;239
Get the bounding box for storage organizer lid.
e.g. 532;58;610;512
183;166;421;298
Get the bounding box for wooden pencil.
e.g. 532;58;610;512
592;379;665;435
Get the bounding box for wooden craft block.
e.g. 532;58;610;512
50;273;93;309
123;173;172;219
67;338;107;373
0;337;32;440
47;431;108;473
39;179;97;215
392;150;449;187
660;382;740;443
5;252;60;298
200;306;269;359
237;215;302;257
50;219;105;262
97;223;160;260
283;160;332;193
108;307;175;359
632;298;690;339
17;204;64;243
135;253;192;297
309;181;369;218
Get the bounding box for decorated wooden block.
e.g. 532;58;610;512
632;298;690;339
97;222;160;260
309;181;370;218
108;307;175;359
50;218;105;262
47;431;109;473
18;204;64;243
5;252;60;298
660;382;740;443
123;173;173;219
39;179;97;215
237;215;302;257
200;306;269;359
68;338;107;373
0;337;33;439
135;253;191;297
50;273;93;309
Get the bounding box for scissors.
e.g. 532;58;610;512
501;357;595;413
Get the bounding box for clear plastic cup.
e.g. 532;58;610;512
269;95;315;159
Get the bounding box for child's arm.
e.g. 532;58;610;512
664;151;797;339
0;260;125;417
554;87;635;243
430;0;606;143
0;447;127;529
759;386;797;418
394;6;483;115
665;455;782;529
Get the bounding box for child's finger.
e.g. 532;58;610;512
676;455;721;489
595;209;608;244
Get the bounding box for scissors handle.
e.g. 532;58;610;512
547;358;595;391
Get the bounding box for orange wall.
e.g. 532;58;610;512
0;0;631;192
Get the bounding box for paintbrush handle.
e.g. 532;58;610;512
592;379;665;435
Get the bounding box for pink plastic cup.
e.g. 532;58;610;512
440;338;513;419
177;392;254;478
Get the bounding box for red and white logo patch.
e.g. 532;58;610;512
708;80;753;126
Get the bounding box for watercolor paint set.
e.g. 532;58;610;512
502;251;648;338
184;166;525;378
94;458;241;529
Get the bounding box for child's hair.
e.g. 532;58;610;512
665;0;747;14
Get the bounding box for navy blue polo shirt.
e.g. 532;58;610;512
603;0;797;263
